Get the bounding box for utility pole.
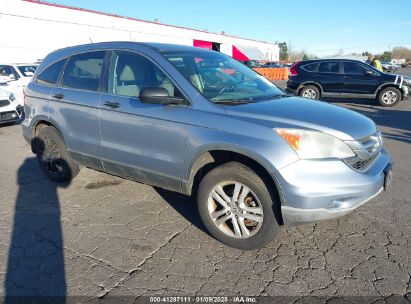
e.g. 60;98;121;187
288;39;292;61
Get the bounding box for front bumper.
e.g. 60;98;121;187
277;149;391;226
401;84;410;99
0;105;23;124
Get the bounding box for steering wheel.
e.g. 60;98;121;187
218;80;246;95
218;84;236;95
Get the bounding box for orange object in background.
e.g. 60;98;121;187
253;68;289;81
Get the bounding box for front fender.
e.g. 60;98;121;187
182;126;299;202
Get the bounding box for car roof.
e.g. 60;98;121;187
299;58;366;64
0;63;39;66
37;41;215;75
51;41;205;55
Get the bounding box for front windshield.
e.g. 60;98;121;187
17;65;37;77
163;50;284;103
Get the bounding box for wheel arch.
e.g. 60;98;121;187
183;148;285;225
297;82;323;96
31;118;65;153
376;83;403;99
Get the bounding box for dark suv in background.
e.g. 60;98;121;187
286;59;410;107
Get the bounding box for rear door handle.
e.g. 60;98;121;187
52;93;64;100
103;101;120;108
343;76;351;79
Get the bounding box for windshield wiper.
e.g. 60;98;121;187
263;94;291;100
213;98;256;105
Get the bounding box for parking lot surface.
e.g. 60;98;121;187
0;70;410;302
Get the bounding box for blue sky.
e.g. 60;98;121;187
47;0;411;56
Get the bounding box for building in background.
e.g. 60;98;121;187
0;0;279;63
391;59;406;65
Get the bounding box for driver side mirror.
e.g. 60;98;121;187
139;87;186;105
8;74;16;81
364;70;374;76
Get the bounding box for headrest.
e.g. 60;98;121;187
119;65;135;82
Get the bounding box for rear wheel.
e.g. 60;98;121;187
35;126;80;183
378;87;401;107
299;85;320;100
197;162;281;250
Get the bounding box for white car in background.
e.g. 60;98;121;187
0;87;23;125
0;63;38;104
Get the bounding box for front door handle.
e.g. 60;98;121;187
103;101;120;108
343;76;351;79
52;93;64;100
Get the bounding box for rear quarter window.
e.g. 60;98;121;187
301;63;318;72
36;59;66;85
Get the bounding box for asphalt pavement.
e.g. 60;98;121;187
0;68;410;302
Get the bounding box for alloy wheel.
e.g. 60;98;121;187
382;91;398;105
207;181;264;239
38;135;64;174
302;89;316;99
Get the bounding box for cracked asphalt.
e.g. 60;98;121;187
0;70;410;302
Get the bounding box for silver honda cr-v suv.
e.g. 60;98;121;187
22;42;393;249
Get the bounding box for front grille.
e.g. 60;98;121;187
344;154;378;172
0;99;10;107
346;132;383;160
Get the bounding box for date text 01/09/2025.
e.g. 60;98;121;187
149;296;257;303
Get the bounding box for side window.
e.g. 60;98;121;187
108;51;180;98
62;51;105;92
343;62;368;75
301;63;318;72
319;62;340;73
36;59;66;85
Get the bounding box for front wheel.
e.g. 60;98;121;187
299;85;320;100
378;87;401;107
197;162;281;250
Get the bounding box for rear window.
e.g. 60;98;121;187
36;60;66;85
319;62;340;73
301;63;318;72
62;51;105;92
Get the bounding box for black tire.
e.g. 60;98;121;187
299;85;320;100
197;162;281;250
34;126;80;183
377;87;401;107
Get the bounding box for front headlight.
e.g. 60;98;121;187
9;93;16;101
276;128;355;159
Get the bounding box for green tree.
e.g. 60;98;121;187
302;53;309;60
379;51;392;61
278;42;289;61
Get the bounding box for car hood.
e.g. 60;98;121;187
0;87;11;99
225;97;377;141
